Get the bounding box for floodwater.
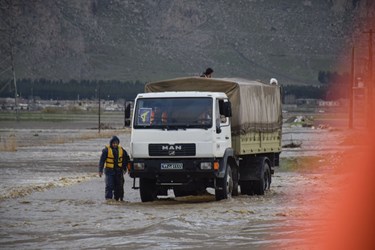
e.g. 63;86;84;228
0;121;352;249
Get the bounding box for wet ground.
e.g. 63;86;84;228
0;119;353;249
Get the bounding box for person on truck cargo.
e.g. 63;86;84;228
98;136;130;201
270;78;278;85
151;106;167;125
200;67;214;78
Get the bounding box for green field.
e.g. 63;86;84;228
0;111;127;130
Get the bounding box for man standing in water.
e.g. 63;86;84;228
99;136;130;201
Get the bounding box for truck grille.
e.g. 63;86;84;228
149;144;196;156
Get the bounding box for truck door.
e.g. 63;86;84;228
214;99;231;154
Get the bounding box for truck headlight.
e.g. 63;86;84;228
134;162;145;170
200;162;212;170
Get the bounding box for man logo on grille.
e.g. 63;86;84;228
162;145;181;156
162;145;182;151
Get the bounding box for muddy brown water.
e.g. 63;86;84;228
0;122;349;249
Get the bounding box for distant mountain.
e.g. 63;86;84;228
0;0;374;85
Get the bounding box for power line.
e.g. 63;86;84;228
0;79;11;93
0;55;11;66
363;29;373;129
0;66;11;76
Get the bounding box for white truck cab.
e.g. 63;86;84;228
131;91;231;158
130;91;234;201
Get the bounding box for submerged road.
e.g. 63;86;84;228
0;127;347;249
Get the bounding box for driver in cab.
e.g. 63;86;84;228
198;106;212;125
151;106;167;125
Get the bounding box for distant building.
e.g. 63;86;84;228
283;94;296;104
0;97;127;112
296;98;319;106
317;100;340;107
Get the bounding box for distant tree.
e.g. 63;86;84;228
317;70;351;100
1;79;145;101
282;85;327;101
318;71;329;84
0;0;22;117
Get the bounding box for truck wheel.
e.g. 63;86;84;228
215;165;233;201
140;178;157;202
240;180;253;195
254;161;271;195
232;166;239;196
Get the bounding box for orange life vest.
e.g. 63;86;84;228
105;145;124;168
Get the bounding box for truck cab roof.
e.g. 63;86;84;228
136;91;228;99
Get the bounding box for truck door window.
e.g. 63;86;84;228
217;99;229;125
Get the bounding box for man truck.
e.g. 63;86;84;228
128;77;282;202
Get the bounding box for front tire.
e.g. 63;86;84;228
140;178;157;202
215;165;233;201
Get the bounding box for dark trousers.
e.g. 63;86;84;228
104;168;124;200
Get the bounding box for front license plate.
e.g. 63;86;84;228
161;163;183;170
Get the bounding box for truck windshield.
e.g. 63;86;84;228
134;97;213;130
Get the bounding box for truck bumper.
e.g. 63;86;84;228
129;158;218;185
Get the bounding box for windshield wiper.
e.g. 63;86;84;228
166;126;183;131
135;124;210;130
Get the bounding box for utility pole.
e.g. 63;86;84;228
7;0;19;121
98;84;101;134
124;99;127;127
10;44;18;121
364;29;373;129
349;46;354;129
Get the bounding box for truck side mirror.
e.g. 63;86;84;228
223;102;232;117
125;104;131;119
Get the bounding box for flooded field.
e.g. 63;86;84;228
0;116;354;249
